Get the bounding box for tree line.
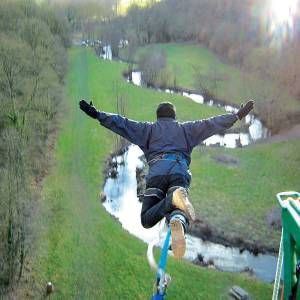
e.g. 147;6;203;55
0;0;69;293
95;0;300;101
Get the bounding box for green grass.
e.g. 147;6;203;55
29;48;275;299
122;42;300;249
120;42;300;117
190;139;300;249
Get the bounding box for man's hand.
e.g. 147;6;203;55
79;99;98;119
236;100;254;120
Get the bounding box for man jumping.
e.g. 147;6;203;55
79;99;254;258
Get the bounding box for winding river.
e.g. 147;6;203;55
99;46;277;283
103;145;277;283
129;71;270;148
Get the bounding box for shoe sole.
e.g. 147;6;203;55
172;188;196;222
170;219;186;258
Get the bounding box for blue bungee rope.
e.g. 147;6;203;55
151;228;171;300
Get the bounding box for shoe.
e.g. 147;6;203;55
170;218;186;258
172;187;196;222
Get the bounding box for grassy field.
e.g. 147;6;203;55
120;42;300;249
190;139;300;250
28;47;276;299
120;43;300;127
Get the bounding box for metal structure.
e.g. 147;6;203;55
273;191;300;300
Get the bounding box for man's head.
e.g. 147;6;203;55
156;102;176;119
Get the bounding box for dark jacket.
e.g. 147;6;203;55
97;111;237;179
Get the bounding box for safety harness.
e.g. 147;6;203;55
148;152;189;168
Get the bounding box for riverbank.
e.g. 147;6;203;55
102;144;278;283
102;138;299;255
118;44;299;252
99;44;300;251
118;43;300;252
29;48;273;299
119;42;300;133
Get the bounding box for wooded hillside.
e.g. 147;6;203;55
98;0;300;102
0;0;69;294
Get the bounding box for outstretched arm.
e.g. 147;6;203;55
79;100;151;149
183;100;254;148
183;113;238;148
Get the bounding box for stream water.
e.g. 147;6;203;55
99;45;270;148
103;145;277;283
99;46;277;283
130;71;270;148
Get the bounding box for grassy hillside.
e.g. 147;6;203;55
120;42;300;250
29;48;275;299
190;139;300;249
120;43;300;130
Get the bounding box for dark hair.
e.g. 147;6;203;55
156;102;176;119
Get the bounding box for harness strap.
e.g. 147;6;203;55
148;153;188;168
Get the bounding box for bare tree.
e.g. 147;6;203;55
138;49;167;87
193;64;224;99
0;1;69;293
112;80;129;152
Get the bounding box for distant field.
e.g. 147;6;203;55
120;42;300;130
30;48;275;299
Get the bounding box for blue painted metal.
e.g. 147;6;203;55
276;191;300;300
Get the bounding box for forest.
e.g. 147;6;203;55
108;0;300;101
70;0;300;125
0;0;69;293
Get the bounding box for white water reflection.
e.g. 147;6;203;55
204;133;250;148
132;71;142;86
249;118;269;141
186;236;277;283
182;92;204;104
103;145;161;243
99;47;270;146
100;45;112;60
129;71;270;148
103;145;278;283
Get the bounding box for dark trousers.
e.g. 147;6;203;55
140;173;190;228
